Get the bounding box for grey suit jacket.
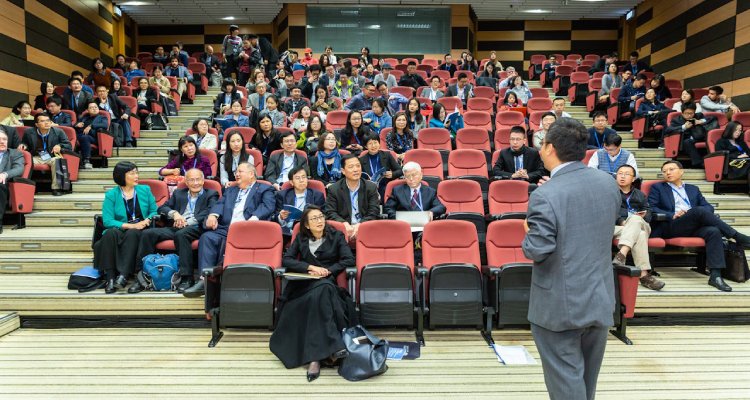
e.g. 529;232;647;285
0;149;25;179
264;152;310;184
522;162;620;331
247;92;272;110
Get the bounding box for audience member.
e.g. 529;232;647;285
384;161;445;219
319;64;338;89
700;85;741;116
222;101;250;129
532;112;557;150
311;86;339;115
298;115;327;154
345;82;377;111
664;102;715;168
74;102;107;169
300;64;327;102
222;25;243;78
309;132;343;186
274;167;325;236
159;136;213;191
111;78;128;97
385;112;414;161
290;105;312;133
359;47;373;67
373;63;398;89
33;81;62;112
45;98;72;127
20;113;72;196
649;75;672;102
245;69;265;94
422;76;445;102
200;45;222;85
265;131;310;190
164;57;192;98
498;66;519;89
152;47;168;65
188;118;218;151
551;97;571;118
94;85;134;147
123;60;145;83
148;65;172;98
498;91;522;112
300;48;316;67
458;52;479;73
542;55;559;84
237;36;263;87
1;101;33;127
324;154;380;240
405;98;426;137
247;81;271;112
87;58;120;90
625;51;652;75
399;61;428;90
283;86;308;115
488;51;504;71
509;76;533;105
428;102;463;141
599;63;623;103
62;77;94;118
253;114;281;164
672;89;703;113
588;112;617;149
618;73;647;112
260;95;286;128
715;122;750;190
363;98;392;135
340;110;372;154
437;54;457;77
359;133;402;196
492;126;546;183
113;54;128;71
446;72;474;106
219;130;254;187
0;129;24;234
331;68;361;101
636;88;670;142
133;78;157;116
350;65;367;89
587;133;639;178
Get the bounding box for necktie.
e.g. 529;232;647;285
259;95;265;110
411;189;419;210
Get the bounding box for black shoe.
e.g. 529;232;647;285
708;276;732;292
127;280;146;294
114;275;128;289
125;142;134;148
105;279;117;294
177;277;194;294
51;190;62;196
307;361;320;382
79;279;107;293
734;233;750;249
182;280;205;298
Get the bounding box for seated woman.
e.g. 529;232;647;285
219;131;254;188
189;118;218;151
386;112;415;161
340;110;372;155
270;69;288;99
123;60;145;83
309;132;343;187
428;103;463;144
253;114;281;165
636;88;670;139
458;53;479;73
34;81;62;112
159;136;213;191
360;132;402;197
672;89;703;113
311;86;339;116
1;101;33;127
362;63;377;82
599;63;623;104
75;101;108;169
133;78;157;119
148;65;172;98
214;79;242;115
480;62;498;80
649;74;672;102
509;76;533;105
363;98;391;136
715;122;750;186
291;105;313;133
87;58;120;92
111;78;128;97
94;161;158;294
298;115;327;155
405;98;426;138
498;91;522;112
269;205;355;381
262;95;287;128
245;69;266;94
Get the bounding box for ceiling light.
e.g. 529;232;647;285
523;9;551;13
397;11;415;17
221;16;235;20
322;23;358;28
396;24;431;29
340;10;359;16
119;1;152;5
367;24;381;29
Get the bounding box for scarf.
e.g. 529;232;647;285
317;149;342;180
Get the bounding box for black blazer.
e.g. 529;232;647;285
134;88;158;109
2;125;22;150
299;78;328;100
208;182;276;227
437;62;456;76
21;127;73;154
616;188;651;225
283;226;354;278
158;187;219;227
264;152;310;184
359;151;403;181
492;146;546;183
274;187;326;222
384;184;446;219
214;91;242;113
716;138;750;158
647;181;712;237
324;178;380;224
99;94;131;120
62;90;94;118
49;111;73;127
445;84;473;103
664;113;714;141
34;94;63;111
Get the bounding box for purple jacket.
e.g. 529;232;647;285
160;155;213;177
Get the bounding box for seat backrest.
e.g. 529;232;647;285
416;128;452;150
225;127;256;145
421;219;480;269
473;86;496;100
391;86;414;98
467;97;493;114
437;97;463;113
58;126;77;148
188;62;206;74
325;110;349;131
495;111;525;129
176;179;224;198
455;128;491;151
593;72;605;79
493;128;512;150
566;54;581;61
402;149;444;179
555;65;573;77
20;150;32;178
486;219;531;266
588;79;602;91
582;149;597;165
527;98;553;113
430;70;451;81
119;96;138;114
733;111;750;127
706;129;723;153
461;111;492;131
561;60;578;68
280;180;326;199
356;220;414;277
639;180;661;197
139;179;169;206
437;179;483;214
528;111;545;132
488;180;529;215
530;54;546;65
704;112;728;129
224;221;283;268
666;111;682;127
571;72;589;84
448;149;488;178
199;149;218;177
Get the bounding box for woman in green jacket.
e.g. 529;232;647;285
94;161;158;294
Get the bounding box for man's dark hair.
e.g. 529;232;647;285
510;125;526;135
70;70;84;78
290;85;301;92
33;112;49;124
541;111;557;120
246;33;258;39
375;82;387;91
229;25;239;33
287;165;307;182
444;53;451;59
169;56;179;62
592;111;607;120
553;97;565;103
617;164;636;176
363;82;375;90
635;74;647;81
279;130;296;142
681;102;697;112
457;72;467;80
407;61;417;66
45;97;61;106
661;160;683;169
341;153;360;168
338;68;348;76
309;64;322;73
545;118;588;163
363;132;380;145
630;51;639;58
603;133;622;147
67;76;82;85
709;85;723;95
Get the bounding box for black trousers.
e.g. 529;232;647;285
664;207;736;269
682;137;704;167
136;225;202;277
0;183;8;223
93;228;144;278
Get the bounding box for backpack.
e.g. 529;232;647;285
67;266;101;290
145;113;169;130
140;254;180;291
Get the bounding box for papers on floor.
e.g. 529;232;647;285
386;341;421;360
492;344;536;365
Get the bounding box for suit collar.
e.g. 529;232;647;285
550;161;582;177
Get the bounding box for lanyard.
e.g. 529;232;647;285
515;155;522;171
352;130;361;145
350;188;359;218
670;186;691;208
605;151;624;173
734;143;745;154
235;186;250;205
395;133;408;150
195;135;204;148
182;157;198;175
37;131;48;152
186;189;203;215
369;155;380;177
232;156;239;172
593;132;604;149
625;193;635;213
121;188;137;221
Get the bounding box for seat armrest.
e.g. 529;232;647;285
652;213;669;222
203;265;225;278
481;265;500;277
8;177;35;185
614;264;641;277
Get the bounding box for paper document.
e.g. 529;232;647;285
282;272;322;280
492;344;537;365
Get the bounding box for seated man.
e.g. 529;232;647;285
188;162;275;296
663;102;715;168
437;54;457;77
164;57;192;98
45;98;72;127
648;161;750;292
19;113;72;196
319;64;338;90
542;55;559;84
384;161;445;220
373;63;397;89
376;82;409;114
265;131;310;190
345;82;376;112
135;168;219;294
0;129;25;234
152;46;169;65
275;166;325;236
446;72;474;106
492;126;546;183
331;68;361;101
611;165;664;290
300;64;327;102
200;45;221;84
94;85;134;147
587;112;617;149
398;61;428;90
283;86;307;115
551;97;571;118
700;85;741;115
587;133;639;178
625;51;652;76
324;154;380;240
62;77;94;119
617;73;646;113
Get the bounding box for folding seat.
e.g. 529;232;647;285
732;112;750;127
586;79;603;113
86;110;115;168
401;57;419;65
704;112;728;130
205;221;284;346
483;219;533;327
188;63;208;94
552;65;573;96
566;54;581;61
437;179;487;261
155;180;223;252
383;58;399;66
663;98;680;110
402;148;444;189
166;75;194;106
136;51;152;59
467;98;494;117
662;111;687;158
280;178;325;197
244;147;264;177
461;111;492;133
390;69;404;81
225;126;256;145
430;69;451;81
631;98;667;146
416;64;433;75
235;86;248;99
197;148;219;179
420;219;489;330
526;98;553;115
414;70;429;81
691;88;709;99
487;180;529;220
117;96;142;141
584;54;600;61
437;97;464;113
579;61;594;68
540;61;551;87
447;149;489;195
473;86;496;101
325;110;349;131
21;126;80;186
394;64;409;73
703;129;750;194
493;128;512;151
139;179;169;206
567;72;590;106
606;88;631;127
495;111;526;132
582;149;597;165
593;71;606;80
7;151;35;229
421;59;439;67
528;111;545;132
416;127;452;169
528;54;546;80
390;86;414;99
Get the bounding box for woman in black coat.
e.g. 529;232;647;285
269;205;355;382
716;121;750;181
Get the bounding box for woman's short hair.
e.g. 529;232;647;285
12;101;30;115
722;121;744;140
113;161;138;186
191;118;210;133
317;131;338;152
298;205;324;239
363;132;380;145
432;102;445;120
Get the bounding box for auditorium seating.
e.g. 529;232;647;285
487;180;529;220
6;151;35;229
586;79;603;113
402;149;443;189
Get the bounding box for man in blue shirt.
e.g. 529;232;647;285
618;73;647;112
587;112;617;149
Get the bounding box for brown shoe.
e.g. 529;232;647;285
612;252;627;267
640;274;665;291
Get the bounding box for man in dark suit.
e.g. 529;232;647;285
0;129;25;234
61;77;94;119
617;73;647;113
625;51;652;75
0;125;22;150
299;64;327;102
445;72;474;106
522;118;621;400
134;168;219;293
19;114;73;196
648;160;750;292
45;98;72;127
275;166;326;236
265;131;310;190
492;126;546;183
200;45;222;84
398;62;428;90
324;154;380;240
587;112;617;149
384;161;445;219
94;85;135;147
187;162;275;296
437;53;457;77
663;102;715;168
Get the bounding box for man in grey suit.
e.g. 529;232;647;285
445;72;474;106
0;129;26;233
522;118;620;400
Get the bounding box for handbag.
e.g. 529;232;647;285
723;241;750;283
337;325;389;381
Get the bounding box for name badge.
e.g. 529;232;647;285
39;151;52;161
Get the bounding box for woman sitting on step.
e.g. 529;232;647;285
159;136;213;193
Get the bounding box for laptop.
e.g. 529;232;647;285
395;211;431;232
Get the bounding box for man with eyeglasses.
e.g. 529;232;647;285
611;164;665;290
384;161;445;220
324;154;380;240
133;168;219;294
648;160;750;292
275;166;325;237
492;126;546;183
186;162;275;297
264;131;309;190
19;113;72;196
587;133;638;178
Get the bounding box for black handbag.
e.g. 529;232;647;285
723;241;750;283
337;325;389;381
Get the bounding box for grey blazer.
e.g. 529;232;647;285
247;92;272;110
0;149;25;179
521;162;620;331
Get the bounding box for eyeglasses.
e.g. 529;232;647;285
615;172;633;177
509;137;525;142
308;215;325;222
